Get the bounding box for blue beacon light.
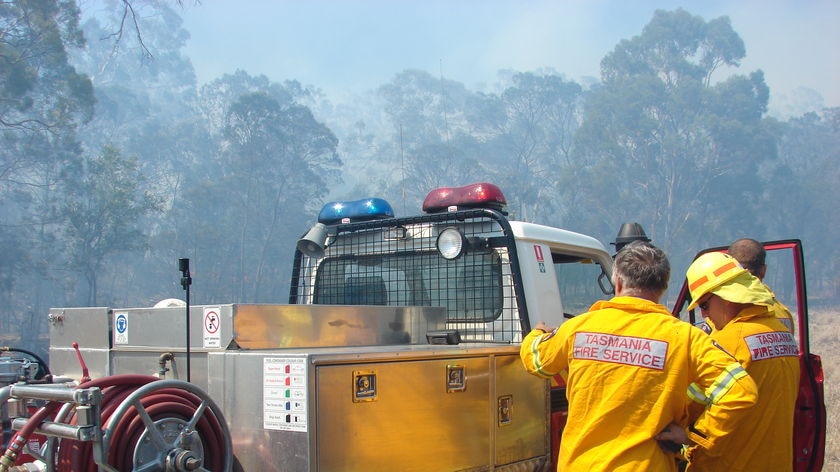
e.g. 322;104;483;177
317;198;395;224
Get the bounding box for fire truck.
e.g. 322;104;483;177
0;183;825;471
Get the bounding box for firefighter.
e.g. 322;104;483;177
670;252;799;471
728;238;795;333
520;241;758;471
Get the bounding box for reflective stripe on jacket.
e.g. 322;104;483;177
520;296;758;472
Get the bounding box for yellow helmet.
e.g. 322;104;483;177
686;252;748;310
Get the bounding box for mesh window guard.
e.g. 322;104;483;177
292;210;524;343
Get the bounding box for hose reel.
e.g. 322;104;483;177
2;375;232;472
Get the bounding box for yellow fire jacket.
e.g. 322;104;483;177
771;298;795;333
705;282;794;335
765;283;795;334
520;296;758;472
686;306;799;472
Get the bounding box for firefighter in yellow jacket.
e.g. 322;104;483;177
672;252;799;471
520;242;759;471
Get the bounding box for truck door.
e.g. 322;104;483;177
671;239;826;472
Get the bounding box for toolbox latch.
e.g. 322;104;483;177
353;370;377;402
446;364;466;392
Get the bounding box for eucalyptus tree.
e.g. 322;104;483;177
0;0;93;347
72;2;197;155
769;108;840;299
480;72;584;224
68;3;204;304
71;1;198;213
61;145;163;305
377;70;485;206
0;0;94;229
178;73;340;303
306;89;400;209
373;69;587;223
0;0;93;135
571;9;777;262
197;71;301;137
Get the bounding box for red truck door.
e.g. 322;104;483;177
672;239;826;472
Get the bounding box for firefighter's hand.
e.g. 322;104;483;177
533;322;554;333
656;423;689;443
656;422;689;456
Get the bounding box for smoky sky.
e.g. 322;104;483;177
173;0;840;117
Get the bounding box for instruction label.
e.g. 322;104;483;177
264;357;308;432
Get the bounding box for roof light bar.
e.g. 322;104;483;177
318;197;395;225
422;182;507;214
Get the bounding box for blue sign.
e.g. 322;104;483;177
116;313;128;333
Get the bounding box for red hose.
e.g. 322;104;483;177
57;375;158;472
0;402;61;471
45;374;228;471
109;390;224;469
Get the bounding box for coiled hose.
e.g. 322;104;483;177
3;374;231;472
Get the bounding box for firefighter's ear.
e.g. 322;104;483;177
613;274;624;294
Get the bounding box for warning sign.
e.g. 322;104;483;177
203;306;221;348
534;244;546;273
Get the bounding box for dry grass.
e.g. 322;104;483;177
809;307;839;471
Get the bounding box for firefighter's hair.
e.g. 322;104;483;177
612;240;670;293
728;238;766;276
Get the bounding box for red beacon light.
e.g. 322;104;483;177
422;182;507;214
